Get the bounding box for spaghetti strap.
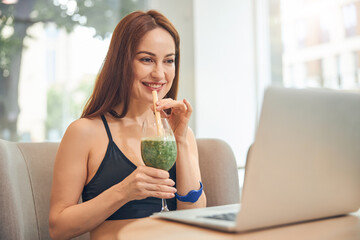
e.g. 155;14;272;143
101;115;113;142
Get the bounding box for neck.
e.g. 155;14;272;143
113;99;154;124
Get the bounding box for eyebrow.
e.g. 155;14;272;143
136;51;175;57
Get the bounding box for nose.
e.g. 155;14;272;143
151;63;165;80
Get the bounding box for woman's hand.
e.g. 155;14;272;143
117;166;176;201
154;98;192;142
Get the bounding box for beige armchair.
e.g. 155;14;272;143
0;138;239;239
197;138;240;207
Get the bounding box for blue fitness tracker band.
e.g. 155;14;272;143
175;181;203;203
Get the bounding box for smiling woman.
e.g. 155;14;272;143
80;11;180;119
132;28;176;104
48;10;206;240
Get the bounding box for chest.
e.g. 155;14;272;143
113;137;144;166
86;121;144;185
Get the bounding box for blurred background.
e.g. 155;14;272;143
1;0;360;173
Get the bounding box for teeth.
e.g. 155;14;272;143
144;83;162;88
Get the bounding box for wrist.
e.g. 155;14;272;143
109;183;129;205
176;137;189;146
175;181;203;203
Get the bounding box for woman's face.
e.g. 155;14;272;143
132;27;176;104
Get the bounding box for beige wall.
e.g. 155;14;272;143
147;0;266;166
147;0;196;131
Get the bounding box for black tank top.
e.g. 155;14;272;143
81;115;176;220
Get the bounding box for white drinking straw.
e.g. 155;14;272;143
152;90;163;136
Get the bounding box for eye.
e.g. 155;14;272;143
165;59;175;64
140;57;153;63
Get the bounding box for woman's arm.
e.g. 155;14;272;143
49;119;125;239
49;119;176;240
175;128;207;209
155;98;207;209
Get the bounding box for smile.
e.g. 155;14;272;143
142;82;165;89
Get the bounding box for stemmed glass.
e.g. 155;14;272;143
141;117;177;212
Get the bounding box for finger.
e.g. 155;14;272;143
156;98;172;107
183;98;192;117
144;183;177;193
147;191;176;199
157;100;187;112
157;98;173;104
132;185;175;200
156;98;174;110
150;99;172;111
137;166;170;179
144;184;177;199
157;98;187;112
139;173;175;186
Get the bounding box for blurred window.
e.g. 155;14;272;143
343;3;358;37
279;0;360;91
0;0;146;142
306;59;322;87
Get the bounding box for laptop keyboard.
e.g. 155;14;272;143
200;212;237;222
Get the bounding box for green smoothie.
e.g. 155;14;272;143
141;137;177;171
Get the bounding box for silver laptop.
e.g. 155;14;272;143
152;86;360;232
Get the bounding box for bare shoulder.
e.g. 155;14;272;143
60;117;104;151
64;117;102;139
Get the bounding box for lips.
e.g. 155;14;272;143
142;82;165;90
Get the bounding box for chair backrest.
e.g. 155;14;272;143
0;140;89;240
0;138;239;239
197;138;240;207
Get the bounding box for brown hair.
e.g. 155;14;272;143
81;10;180;118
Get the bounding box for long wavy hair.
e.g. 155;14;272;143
81;10;180;118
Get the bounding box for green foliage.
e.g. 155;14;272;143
0;0;146;140
31;0;119;38
0;4;21;74
0;36;22;76
0;0;146;74
0;0;142;71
